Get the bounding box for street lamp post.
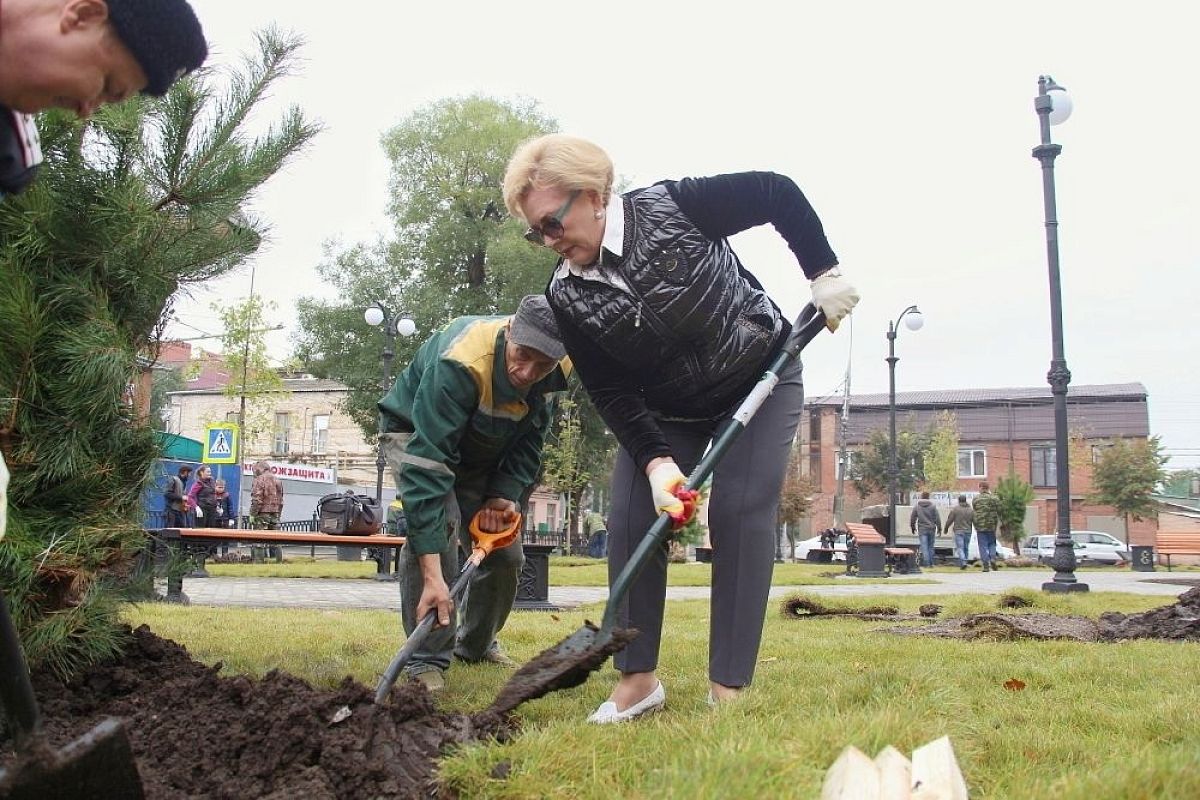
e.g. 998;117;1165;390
1033;75;1088;593
886;306;924;546
364;303;417;504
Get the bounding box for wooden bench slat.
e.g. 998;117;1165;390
1154;533;1200;554
154;527;406;548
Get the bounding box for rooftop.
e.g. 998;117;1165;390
809;382;1147;409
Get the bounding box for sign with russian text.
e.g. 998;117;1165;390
242;460;335;484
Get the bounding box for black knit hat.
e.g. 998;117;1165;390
106;0;208;97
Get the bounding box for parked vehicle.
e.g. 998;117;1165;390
795;531;1013;564
1027;531;1131;564
966;537;1015;562
794;533;848;562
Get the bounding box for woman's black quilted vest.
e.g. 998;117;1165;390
548;184;786;420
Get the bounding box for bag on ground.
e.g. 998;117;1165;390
317;491;382;535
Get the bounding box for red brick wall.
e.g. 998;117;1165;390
803;408;1157;539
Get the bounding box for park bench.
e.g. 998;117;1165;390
805;546;849;564
146;526;407;603
1155;531;1200;571
844;523;920;576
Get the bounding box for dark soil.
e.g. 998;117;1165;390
885;586;1200;642
0;622;635;799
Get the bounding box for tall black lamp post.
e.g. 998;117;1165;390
364;302;417;504
886;305;924;545
1033;75;1088;593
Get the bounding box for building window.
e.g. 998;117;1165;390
272;412;291;455
1091;443;1113;464
837;450;861;482
957;448;987;479
311;414;330;455
546;503;557;531
225;411;239;426
1030;445;1056;488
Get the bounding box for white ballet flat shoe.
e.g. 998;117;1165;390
586;682;666;724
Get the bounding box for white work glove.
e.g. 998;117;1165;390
648;461;687;518
810;268;860;332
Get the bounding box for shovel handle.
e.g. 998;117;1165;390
468;510;522;556
0;591;42;751
373;558;481;703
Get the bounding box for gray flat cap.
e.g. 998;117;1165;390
508;295;566;361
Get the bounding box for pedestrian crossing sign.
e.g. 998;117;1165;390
203;424;239;464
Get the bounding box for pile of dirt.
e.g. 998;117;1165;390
1;620;640;799
886;587;1200;643
1;626;510;799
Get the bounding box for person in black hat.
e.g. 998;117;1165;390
376;296;570;693
0;0;207;195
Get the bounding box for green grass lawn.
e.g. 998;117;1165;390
126;590;1199;799
203;556;934;586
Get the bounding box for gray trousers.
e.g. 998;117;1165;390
382;433;525;674
607;360;804;687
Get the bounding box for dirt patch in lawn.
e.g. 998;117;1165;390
885;586;1200;642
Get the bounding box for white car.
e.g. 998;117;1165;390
1027;532;1131;565
965;537;1015;562
793;533;848;562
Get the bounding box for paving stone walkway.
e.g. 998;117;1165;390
164;568;1191;610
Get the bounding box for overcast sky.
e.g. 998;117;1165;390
169;1;1200;469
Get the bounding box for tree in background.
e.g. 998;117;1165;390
994;472;1035;554
852;426;928;503
0;29;318;677
1091;437;1168;545
294;95;559;435
922;411;959;492
213;295;284;444
778;439;815;558
1160;468;1200;497
149;368;186;429
540;396;591;549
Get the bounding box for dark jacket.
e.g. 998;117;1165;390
548;172;837;471
212;490;234;527
910;499;942;533
164;473;189;512
0;106;41;197
944;503;974;534
189;476;217;515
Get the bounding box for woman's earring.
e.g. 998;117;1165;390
594;210;604;219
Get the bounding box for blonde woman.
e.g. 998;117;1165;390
503;135;859;723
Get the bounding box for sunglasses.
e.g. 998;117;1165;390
524;190;580;246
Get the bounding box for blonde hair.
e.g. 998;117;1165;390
502;134;614;221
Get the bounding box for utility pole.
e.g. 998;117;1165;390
832;317;853;529
237;265;256;439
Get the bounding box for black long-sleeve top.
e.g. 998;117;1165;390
558;171;838;471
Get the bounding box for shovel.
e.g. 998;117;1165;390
486;304;830;712
374;509;522;703
0;590;145;800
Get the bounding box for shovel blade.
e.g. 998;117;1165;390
485;622;638;716
0;718;144;800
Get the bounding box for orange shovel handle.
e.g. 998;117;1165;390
467;510;522;561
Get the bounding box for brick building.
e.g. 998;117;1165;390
802;382;1157;546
